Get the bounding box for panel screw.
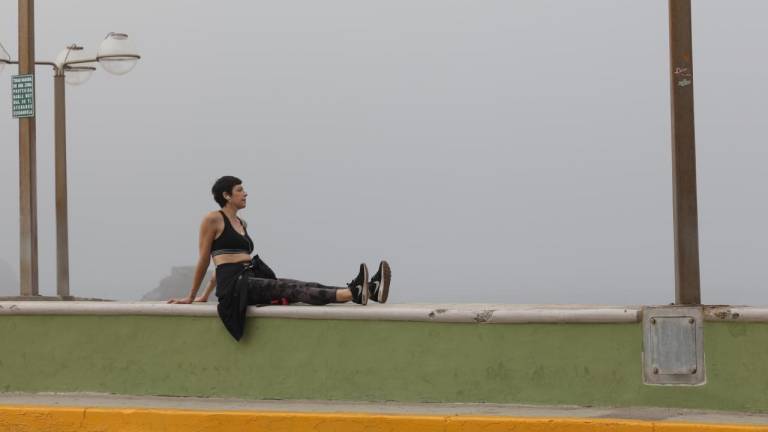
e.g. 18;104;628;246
689;317;695;324
653;367;659;374
690;367;697;374
650;318;656;325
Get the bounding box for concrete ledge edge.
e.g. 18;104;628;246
0;301;641;323
5;302;768;324
704;306;768;322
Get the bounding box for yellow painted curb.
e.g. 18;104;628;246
1;405;766;432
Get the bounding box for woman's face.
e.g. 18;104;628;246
227;184;248;209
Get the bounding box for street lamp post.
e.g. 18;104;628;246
668;0;700;305
11;0;38;297
1;33;140;298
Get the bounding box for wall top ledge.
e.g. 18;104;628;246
1;302;764;323
0;301;642;323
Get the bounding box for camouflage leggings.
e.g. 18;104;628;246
245;277;343;305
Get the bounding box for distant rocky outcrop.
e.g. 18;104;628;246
141;266;215;302
0;259;19;296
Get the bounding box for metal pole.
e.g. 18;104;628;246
669;0;701;304
54;73;70;297
18;0;38;296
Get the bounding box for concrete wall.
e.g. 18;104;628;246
1;302;766;413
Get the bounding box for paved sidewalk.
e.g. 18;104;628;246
1;393;767;426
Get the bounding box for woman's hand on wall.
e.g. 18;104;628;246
167;296;193;304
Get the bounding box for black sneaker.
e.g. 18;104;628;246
347;263;369;305
369;260;391;303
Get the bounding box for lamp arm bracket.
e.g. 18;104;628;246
3;59;60;74
62;58;98;66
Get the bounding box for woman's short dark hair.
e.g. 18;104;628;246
211;176;242;208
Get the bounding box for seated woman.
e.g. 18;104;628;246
169;176;391;341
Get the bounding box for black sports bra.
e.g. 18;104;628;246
211;211;254;257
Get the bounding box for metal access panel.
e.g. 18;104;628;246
642;306;705;385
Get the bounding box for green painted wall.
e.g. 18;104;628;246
1;316;767;412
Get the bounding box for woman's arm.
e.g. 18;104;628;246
169;213;218;304
194;269;216;302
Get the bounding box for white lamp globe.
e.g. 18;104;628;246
55;45;96;86
97;33;139;75
64;66;95;85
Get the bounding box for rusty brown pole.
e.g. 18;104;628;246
669;0;701;304
18;0;39;296
54;73;70;297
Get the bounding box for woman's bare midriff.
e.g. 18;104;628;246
212;253;252;266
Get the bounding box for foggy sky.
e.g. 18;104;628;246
1;1;767;305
